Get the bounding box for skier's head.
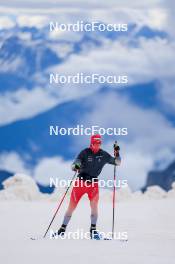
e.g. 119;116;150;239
90;134;102;153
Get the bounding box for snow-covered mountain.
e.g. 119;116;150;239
0;21;174;190
0;23;168;92
0;170;54;193
144;160;175;191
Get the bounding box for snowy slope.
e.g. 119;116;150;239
0;174;175;263
0;199;175;264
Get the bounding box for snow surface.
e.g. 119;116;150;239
0;174;175;264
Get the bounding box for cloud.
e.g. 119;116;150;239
0;1;174;128
0;150;73;186
33;156;72;185
72;91;175;190
90;93;175;150
146;8;167;29
0;16;15;29
0;33;174;126
99;142;154;191
0;151;30;174
0;0;173;39
0;56;25;73
1;84;175;191
0;87;58;125
0;1;170;32
160;0;175;36
158;80;175;113
0;82;101;126
49;36;175;91
0;0;164;11
0;0;175;191
17;15;48;28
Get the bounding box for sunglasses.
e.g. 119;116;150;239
93;141;101;145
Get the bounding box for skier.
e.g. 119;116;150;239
55;134;121;239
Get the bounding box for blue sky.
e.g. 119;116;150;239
0;1;175;190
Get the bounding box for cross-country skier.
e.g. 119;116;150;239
55;134;121;239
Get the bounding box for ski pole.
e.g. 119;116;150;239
112;141;118;239
43;171;77;238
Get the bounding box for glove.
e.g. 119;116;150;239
72;162;81;171
114;142;120;157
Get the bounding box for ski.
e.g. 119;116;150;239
30;235;128;241
103;237;128;242
30;235;45;240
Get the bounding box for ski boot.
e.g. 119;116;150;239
90;225;101;240
52;225;66;238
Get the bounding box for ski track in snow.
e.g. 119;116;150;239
1;198;175;264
